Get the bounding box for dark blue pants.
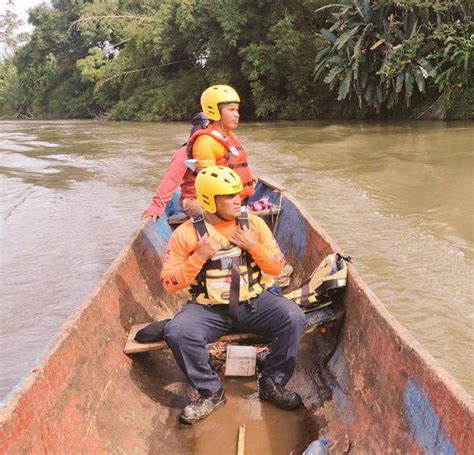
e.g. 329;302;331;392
164;289;305;396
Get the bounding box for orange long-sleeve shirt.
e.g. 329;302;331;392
160;214;285;293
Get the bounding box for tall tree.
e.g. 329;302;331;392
0;0;29;59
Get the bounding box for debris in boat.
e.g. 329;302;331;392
256;346;271;367
302;438;329;454
237;424;246;455
209;342;228;373
249;196;272;212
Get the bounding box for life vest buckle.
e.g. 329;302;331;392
220;258;232;269
229;145;240;156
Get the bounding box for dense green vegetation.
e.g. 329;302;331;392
0;0;472;120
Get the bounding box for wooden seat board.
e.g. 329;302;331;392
124;323;266;355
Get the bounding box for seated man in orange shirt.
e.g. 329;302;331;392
161;166;305;424
187;85;256;201
143;85;256;223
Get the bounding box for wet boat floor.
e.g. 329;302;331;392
177;378;318;455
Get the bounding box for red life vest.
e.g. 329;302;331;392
186;125;255;199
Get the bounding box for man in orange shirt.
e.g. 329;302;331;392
187;85;256;201
143;85;256;222
161;166;305;424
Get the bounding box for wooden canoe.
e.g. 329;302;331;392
1;177;472;454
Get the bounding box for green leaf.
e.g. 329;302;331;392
417;58;436;78
360;70;368;89
338;70;352;100
353;23;372;59
376;84;383;104
364;81;374;104
396;73;404;93
320;28;337;44
387;91;395;109
324;65;344;84
354;0;371;22
335;25;362;50
413;66;425;93
405;71;414;104
315;4;346;14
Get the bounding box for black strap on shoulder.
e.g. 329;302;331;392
237;206;258;288
192;214;208;238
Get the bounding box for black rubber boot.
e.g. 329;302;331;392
258;376;302;410
179;388;226;425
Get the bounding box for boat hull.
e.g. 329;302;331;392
1;180;472;454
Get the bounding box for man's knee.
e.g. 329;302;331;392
164;318;194;347
280;299;305;330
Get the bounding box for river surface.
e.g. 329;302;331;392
0;120;473;405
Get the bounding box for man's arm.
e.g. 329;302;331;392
143;148;188;221
192;135;227;169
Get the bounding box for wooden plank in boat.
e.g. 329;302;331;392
124;323;266;355
256;175;286;192
167;206;282;225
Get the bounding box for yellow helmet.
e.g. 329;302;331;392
195;166;243;213
200;85;240;121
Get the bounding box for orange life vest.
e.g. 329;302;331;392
186;125;255;199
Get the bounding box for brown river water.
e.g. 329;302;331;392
1;120;473;416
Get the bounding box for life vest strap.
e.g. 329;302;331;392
229;258;241;319
191;214;207;238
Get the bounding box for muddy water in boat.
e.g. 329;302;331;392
1;120;473;409
178;379;316;454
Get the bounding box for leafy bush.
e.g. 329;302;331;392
314;0;469;114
